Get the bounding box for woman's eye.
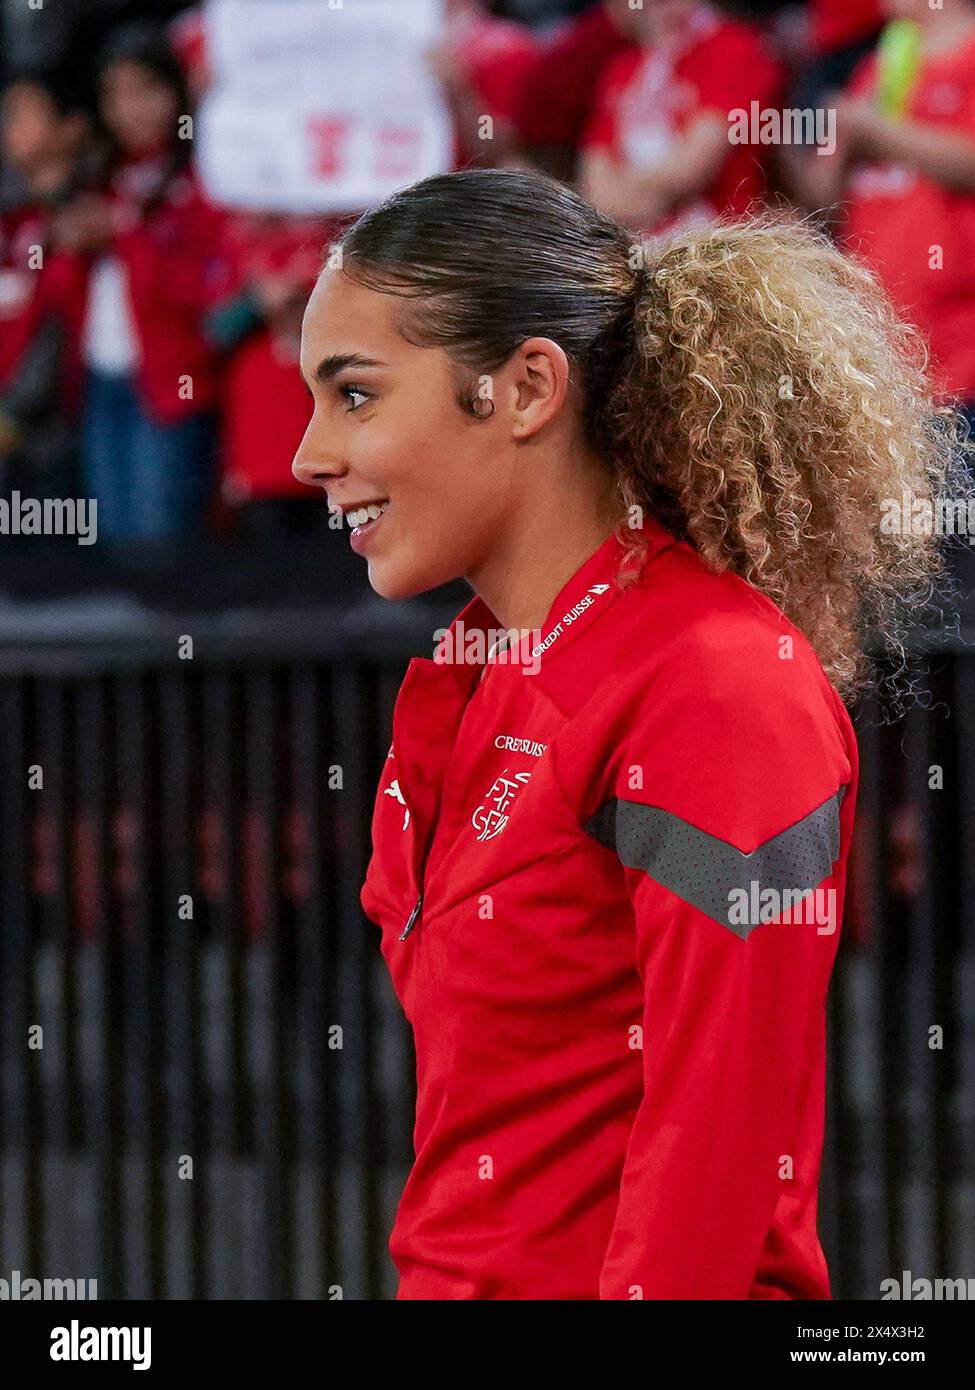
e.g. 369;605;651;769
340;385;371;412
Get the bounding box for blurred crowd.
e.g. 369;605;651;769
2;0;975;571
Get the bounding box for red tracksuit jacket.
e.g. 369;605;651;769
360;512;859;1300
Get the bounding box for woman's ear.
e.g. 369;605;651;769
510;337;570;440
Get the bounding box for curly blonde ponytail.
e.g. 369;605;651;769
609;212;971;700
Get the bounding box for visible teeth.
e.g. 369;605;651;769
347;502;387;528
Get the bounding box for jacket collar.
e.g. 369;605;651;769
428;512;678;683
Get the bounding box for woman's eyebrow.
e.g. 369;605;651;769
303;353;388;390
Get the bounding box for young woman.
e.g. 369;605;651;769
292;168;962;1300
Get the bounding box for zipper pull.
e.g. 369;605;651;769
399;893;423;941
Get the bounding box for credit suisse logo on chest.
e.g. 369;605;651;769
470;734;549;843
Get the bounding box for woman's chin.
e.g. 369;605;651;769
367;563;425;602
367;557;449;604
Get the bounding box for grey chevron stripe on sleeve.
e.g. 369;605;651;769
583;786;847;939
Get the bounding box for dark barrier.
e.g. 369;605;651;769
0;606;972;1300
821;653;975;1300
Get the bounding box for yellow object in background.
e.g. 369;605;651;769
875;19;923;119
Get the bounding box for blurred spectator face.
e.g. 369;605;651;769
0;80;85;174
99;59;180;155
629;0;699;45
294;267;530;601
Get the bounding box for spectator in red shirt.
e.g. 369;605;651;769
508;0;643;179
578;0;784;239
794;0;975;411
0;66;96;499
61;22;230;543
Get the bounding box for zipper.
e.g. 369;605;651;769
399;791;436;942
398;784;445;942
399;892;423;941
392;660;489;945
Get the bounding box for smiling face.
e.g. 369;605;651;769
293;266;540;600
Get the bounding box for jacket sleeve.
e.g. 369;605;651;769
583;647;854;1299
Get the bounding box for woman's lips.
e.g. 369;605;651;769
348;503;388;554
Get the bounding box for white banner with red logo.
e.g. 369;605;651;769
197;0;451;213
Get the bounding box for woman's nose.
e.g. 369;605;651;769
291;426;346;488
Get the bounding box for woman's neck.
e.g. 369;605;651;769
466;476;624;637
